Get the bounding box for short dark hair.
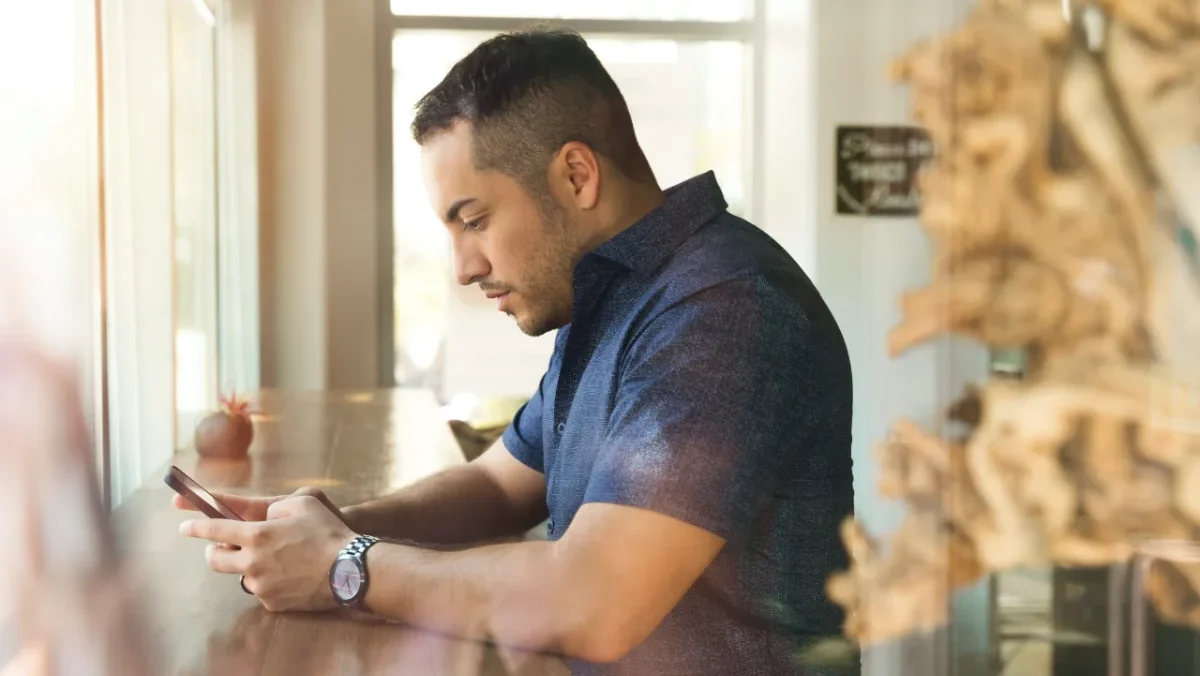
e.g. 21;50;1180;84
411;28;654;195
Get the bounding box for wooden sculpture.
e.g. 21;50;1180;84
827;0;1200;646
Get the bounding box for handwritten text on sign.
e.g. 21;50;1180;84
835;126;935;217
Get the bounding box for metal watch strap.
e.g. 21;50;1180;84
340;534;380;559
336;534;380;608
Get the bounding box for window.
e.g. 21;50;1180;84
169;0;220;447
99;0;256;505
390;0;751;22
387;5;757;399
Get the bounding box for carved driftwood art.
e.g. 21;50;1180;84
827;0;1200;647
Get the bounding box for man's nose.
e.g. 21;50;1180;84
453;243;490;287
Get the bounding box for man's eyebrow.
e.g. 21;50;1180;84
444;198;476;224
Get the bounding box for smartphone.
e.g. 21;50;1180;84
163;465;243;521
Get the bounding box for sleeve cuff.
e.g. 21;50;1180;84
501;423;544;474
581;480;747;543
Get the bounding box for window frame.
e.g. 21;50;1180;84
374;5;767;387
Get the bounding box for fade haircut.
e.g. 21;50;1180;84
411;28;654;199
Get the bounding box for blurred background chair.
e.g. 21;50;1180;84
443;396;527;461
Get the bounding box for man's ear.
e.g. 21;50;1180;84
557;142;600;211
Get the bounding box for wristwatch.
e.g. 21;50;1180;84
329;534;380;609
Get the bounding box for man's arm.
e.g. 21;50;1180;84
360;502;724;663
341;438;548;546
185;496;722;662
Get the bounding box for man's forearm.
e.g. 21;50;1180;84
340;463;545;546
361;540;614;662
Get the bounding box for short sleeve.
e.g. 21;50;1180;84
582;276;812;543
502;373;547;473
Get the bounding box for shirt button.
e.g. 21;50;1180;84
547;519;555;537
556;422;566;434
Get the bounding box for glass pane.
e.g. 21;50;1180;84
170;0;219;448
390;0;750;22
391;31;749;396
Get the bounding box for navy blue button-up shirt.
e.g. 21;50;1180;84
503;171;854;675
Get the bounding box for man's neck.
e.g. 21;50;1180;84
579;181;666;254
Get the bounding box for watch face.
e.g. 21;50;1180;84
331;557;363;601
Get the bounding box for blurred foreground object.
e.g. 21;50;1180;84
0;133;154;676
0;348;153;675
827;0;1200;647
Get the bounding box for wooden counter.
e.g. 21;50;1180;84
112;389;566;676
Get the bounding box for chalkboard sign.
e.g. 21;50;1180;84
835;125;935;217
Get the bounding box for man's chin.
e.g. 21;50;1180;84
514;316;550;337
512;311;560;337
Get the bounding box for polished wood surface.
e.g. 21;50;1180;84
112;389;567;676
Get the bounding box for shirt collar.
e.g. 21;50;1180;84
588;171;728;275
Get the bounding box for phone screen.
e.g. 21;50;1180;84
163;466;243;521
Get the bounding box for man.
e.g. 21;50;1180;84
178;29;855;675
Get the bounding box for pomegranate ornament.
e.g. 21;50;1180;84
194;392;255;459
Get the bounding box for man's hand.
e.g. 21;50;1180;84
179;493;356;613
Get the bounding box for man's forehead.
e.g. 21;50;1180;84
420;123;528;221
420;123;482;218
421;124;475;180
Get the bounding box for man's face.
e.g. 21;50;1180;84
420;122;577;336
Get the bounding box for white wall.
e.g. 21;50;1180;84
257;0;329;390
257;0;381;390
324;0;382;390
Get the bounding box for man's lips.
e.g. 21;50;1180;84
484;290;509;300
492;291;512;313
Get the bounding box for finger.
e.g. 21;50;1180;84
206;493;266;520
205;542;251;575
290;486;327;500
266;494;321;520
289;487;340;515
180;517;260;547
173;494;201;511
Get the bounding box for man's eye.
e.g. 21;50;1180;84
463;218;485;232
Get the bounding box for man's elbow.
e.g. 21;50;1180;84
557;599;648;664
564;622;639;664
